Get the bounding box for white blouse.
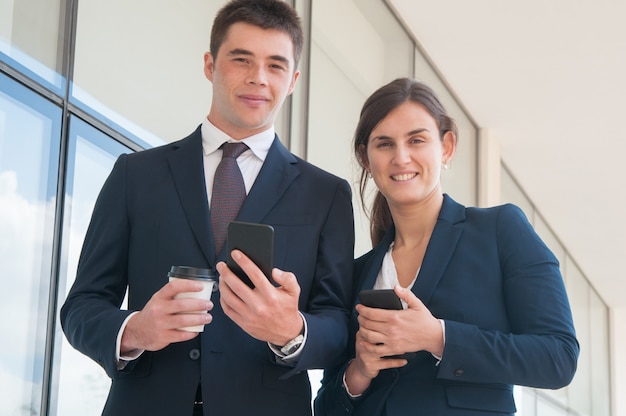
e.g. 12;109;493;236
372;242;419;309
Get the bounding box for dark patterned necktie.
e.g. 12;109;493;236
211;142;249;255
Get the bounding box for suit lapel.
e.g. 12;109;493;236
236;136;299;223
413;194;465;304
167;127;216;265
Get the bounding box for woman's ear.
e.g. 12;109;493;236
358;143;369;170
441;130;456;163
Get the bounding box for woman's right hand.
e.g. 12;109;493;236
344;326;408;396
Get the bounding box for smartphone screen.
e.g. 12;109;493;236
226;221;274;288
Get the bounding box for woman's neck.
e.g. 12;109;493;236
390;192;444;249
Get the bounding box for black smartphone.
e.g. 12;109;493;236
358;289;416;360
359;289;403;310
226;221;274;288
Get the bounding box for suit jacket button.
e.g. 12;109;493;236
189;349;201;360
454;369;464;377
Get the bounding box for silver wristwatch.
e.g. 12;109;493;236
280;334;304;355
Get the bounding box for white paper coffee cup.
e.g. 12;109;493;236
168;266;216;332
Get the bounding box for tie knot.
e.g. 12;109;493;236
221;142;248;159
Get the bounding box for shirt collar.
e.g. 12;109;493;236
200;118;275;161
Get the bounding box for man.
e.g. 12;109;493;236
60;1;354;415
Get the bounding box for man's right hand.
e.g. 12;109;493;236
120;278;214;353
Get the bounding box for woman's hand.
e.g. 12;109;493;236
344;286;445;395
358;286;444;358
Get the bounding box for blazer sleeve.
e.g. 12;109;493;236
436;204;579;389
286;177;355;376
60;154;134;378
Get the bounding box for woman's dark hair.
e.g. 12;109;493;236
354;78;458;246
210;0;304;69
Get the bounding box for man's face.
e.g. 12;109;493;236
204;22;300;139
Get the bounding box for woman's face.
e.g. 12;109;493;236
364;101;455;209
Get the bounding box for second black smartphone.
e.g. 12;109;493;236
358;289;416;360
226;221;274;288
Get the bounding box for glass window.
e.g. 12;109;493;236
0;0;66;91
0;72;61;416
50;116;131;416
71;0;227;146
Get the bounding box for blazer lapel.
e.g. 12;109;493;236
359;228;396;293
413;194;465;304
236;136;299;223
168;127;215;265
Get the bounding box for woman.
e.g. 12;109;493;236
314;78;578;415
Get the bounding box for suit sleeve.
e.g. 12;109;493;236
436;204;579;389
60;154;134;378
286;178;355;376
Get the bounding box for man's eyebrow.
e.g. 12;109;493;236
227;48;254;57
227;48;291;66
268;55;291;66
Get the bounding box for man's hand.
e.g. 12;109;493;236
218;250;303;346
120;278;214;353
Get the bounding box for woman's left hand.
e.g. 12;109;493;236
356;285;444;358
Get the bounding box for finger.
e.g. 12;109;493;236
171;310;213;330
170;298;214;314
230;250;272;290
161;278;205;299
394;285;423;310
271;268;300;295
217;261;250;300
357;305;393;325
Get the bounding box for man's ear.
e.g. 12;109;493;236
203;52;215;82
287;70;300;96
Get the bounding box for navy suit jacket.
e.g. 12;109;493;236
315;195;578;416
61;127;355;416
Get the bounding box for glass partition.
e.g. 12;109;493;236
71;0;223;146
0;0;66;91
0;72;61;416
50;116;131;416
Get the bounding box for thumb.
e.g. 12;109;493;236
394;285;422;310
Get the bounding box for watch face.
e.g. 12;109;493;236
280;335;304;355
